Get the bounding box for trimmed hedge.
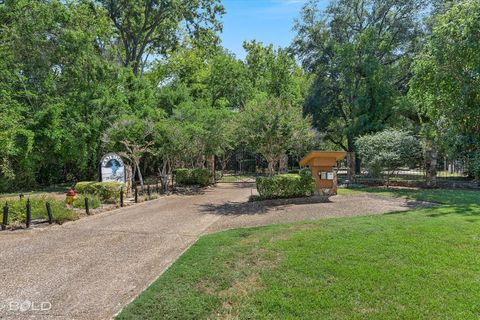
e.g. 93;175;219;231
255;169;315;200
175;168;211;187
75;181;124;201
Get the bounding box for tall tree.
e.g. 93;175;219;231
410;0;480;179
99;0;224;75
102;116;156;188
293;0;427;173
0;0;128;187
243;40;305;104
237;95;314;176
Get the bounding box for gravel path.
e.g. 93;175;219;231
0;183;424;319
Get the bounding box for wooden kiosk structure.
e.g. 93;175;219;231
299;151;347;195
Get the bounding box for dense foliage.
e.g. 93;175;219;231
356;130;423;186
410;0;480;179
175;168;211;187
75;181;124;201
0;0;478;192
3;196;78;225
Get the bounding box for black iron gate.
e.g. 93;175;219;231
217;147;267;183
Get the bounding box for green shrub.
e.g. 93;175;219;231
3;196;79;225
356;129;423;185
256;170;315;200
248;195;263;202
75;181;124;201
73;194;101;209
175;168;211;186
191;169;211;186
175;169;194;185
75;181;96;194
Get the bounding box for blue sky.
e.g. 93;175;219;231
220;0;327;60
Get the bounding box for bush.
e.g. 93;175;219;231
175;168;211;186
75;181;124;201
4;196;79;225
191;169;211;186
356;129;423;186
256;170;315;200
73;194;101;209
175;169;194;185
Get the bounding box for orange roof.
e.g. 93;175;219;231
299;151;347;166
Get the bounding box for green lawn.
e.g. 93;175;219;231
219;174;257;183
338;186;480;205
118;188;480;319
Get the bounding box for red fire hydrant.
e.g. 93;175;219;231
66;188;77;206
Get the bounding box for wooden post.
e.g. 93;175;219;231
134;188;138;203
147;185;151;199
46;202;53;224
2;203;8;231
85;197;90;215
120;189;124;207
26;199;31;228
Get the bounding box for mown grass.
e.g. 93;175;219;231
338;186;480;205
219;174;257;183
118;188;480;319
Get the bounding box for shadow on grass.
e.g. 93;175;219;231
425;204;480;218
344;186;480;205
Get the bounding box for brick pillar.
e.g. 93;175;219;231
125;165;133;196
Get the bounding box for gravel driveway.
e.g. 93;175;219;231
0;183;423;319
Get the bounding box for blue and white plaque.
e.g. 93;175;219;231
100;153;126;183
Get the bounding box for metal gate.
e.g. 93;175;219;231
217;147;267;183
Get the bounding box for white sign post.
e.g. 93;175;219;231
100;153;126;183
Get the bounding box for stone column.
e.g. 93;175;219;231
125;165;133;196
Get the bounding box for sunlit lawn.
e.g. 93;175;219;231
118;188;480;319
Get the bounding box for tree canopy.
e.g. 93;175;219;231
0;0;479;191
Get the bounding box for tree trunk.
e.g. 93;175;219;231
267;160;275;176
206;154;215;184
346;152;356;183
159;161;170;193
278;154;288;174
425;149;438;188
220;154;228;177
135;161;144;190
347;136;359;178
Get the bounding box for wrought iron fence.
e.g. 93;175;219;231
337;155;476;188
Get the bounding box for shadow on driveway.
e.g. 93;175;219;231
199;196;332;216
